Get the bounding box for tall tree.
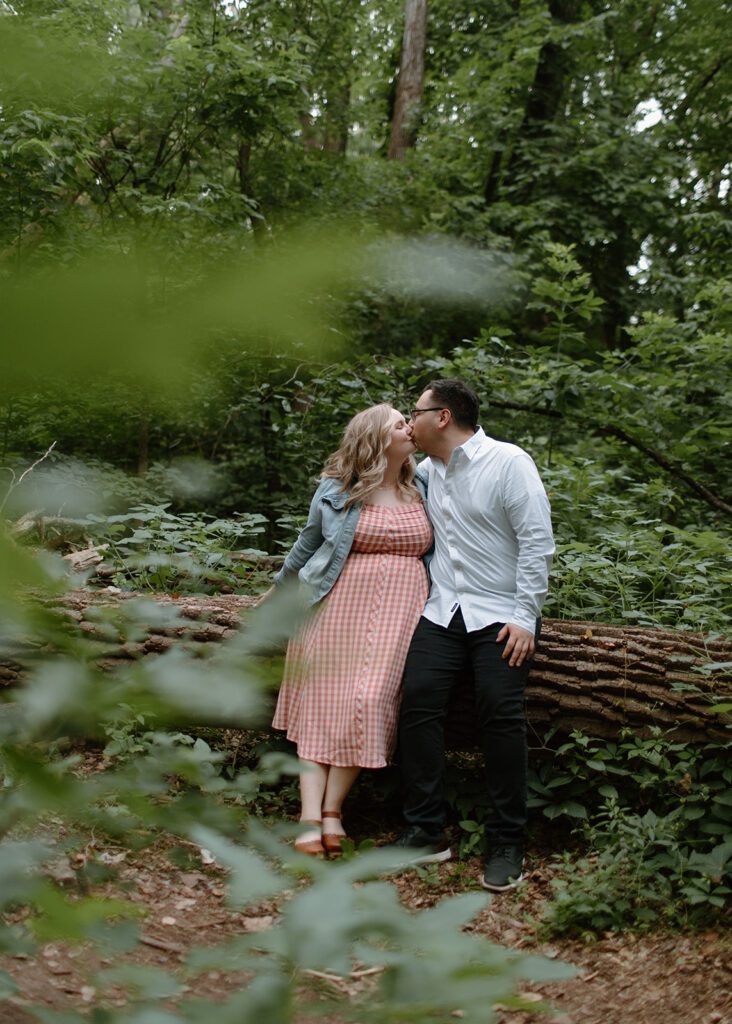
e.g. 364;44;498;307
388;0;427;159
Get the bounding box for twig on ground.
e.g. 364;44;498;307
303;964;385;990
140;935;185;954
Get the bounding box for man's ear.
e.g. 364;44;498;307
437;408;452;428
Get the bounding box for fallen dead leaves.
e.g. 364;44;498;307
0;834;730;1024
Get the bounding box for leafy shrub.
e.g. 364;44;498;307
542;460;732;632
1;452;169;520
450;728;731;933
542;802;732;936
83;503;270;593
528;728;732;839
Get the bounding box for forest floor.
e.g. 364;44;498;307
1;753;730;1024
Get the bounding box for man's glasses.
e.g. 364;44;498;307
410;406;445;419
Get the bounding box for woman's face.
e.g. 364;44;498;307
386;409;416;461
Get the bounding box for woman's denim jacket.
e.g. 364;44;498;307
274;474;430;606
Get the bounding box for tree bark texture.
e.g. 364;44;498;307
2;590;729;745
445;618;731;749
387;0;427;160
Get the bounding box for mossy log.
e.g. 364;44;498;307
1;590;730;745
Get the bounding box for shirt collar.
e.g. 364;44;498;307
430;426;487;476
459;426;487;460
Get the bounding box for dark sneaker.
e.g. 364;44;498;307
481;845;524;892
389;826;452;864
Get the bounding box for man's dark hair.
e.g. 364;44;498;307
427;378;480;430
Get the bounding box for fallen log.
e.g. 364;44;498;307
1;589;730;745
446;619;731;747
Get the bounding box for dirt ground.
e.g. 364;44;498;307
393;861;732;1024
1;833;730;1024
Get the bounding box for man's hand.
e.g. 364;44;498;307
496;622;535;668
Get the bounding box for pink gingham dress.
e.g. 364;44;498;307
272;502;431;767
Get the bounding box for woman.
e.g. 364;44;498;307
271;404;432;856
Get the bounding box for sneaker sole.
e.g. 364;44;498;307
393;847;452;866
481;871;523;892
414;847;452;865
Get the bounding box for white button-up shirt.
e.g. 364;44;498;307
419;428;554;633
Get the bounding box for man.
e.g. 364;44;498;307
395;378;554;892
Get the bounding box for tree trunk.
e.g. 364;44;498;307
387;0;427;160
323;82;351;155
137;407;149;476
236;142;266;241
587;224;635;349
486;0;582;203
299;112;322;151
2;590;729;744
519;0;581;132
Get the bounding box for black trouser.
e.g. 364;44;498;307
399;609;537;846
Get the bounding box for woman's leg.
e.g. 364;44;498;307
298;759;329;841
322;766;361;836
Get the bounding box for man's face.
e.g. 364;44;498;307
408;389;443;453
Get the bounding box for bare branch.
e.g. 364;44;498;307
0;441;57;517
490;399;732;518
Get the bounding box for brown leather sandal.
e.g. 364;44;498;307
294;819;325;857
321;810;349;856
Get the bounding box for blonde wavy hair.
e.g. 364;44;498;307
322;404;420;509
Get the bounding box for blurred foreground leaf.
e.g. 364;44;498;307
0;16;115;113
1;233;357;389
30;882;142;943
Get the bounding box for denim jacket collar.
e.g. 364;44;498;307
321;488;349;510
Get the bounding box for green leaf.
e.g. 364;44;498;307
412;893;489;934
95;964;183;1000
514;952;578;982
30;883;142;942
561;802;588;819
0;969;18;998
188;827;284;908
177;976;291;1024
